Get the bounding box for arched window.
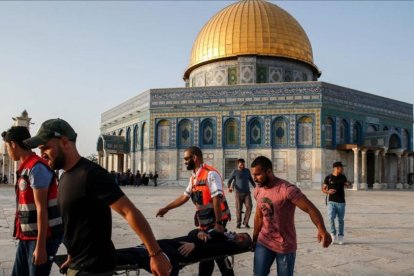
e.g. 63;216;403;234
224;118;239;148
248;118;263;146
126;127;131;153
353;122;362;145
338;119;349;144
297;116;313;146
178;119;193;148
389;134;401;149
272;117;288;147
118;129;123;136
133;125;139;152
140;122;147;151
200;119;215;147
156;120;170;148
367;124;377;133
401;129;410;150
324;117;334;148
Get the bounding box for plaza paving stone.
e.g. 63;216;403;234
0;185;413;276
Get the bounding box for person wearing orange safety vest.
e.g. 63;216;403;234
156;146;234;276
2;126;63;276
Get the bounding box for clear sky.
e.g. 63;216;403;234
1;1;413;156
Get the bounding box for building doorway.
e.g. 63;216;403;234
224;158;238;179
366;152;375;188
117;154;124;172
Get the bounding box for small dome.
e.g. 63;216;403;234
184;0;318;79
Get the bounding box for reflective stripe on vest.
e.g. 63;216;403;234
191;164;231;230
15;154;63;240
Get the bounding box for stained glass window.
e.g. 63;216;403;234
157;120;170;147
338;120;349;144
133;125;139;152
249;119;262;145
298;116;313;146
141;122;148;150
273;117;288;147
178;119;192;147
325;117;334;147
352;122;362;145
224;119;238;147
201;119;214;146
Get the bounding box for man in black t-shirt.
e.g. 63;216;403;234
322;161;352;245
24;118;171;275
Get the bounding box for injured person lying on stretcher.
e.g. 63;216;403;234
54;229;252;275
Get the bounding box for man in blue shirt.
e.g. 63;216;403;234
227;159;256;228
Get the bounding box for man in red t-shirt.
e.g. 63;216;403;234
251;156;331;276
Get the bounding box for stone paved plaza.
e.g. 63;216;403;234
1;185;413;276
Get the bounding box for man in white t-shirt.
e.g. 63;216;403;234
156;146;233;276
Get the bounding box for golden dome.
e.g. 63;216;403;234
184;0;318;79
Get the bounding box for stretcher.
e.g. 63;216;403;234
54;234;251;275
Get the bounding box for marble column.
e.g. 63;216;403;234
360;149;367;189
396;152;403;189
402;154;408;188
352;148;359;190
373;150;382;190
380;151;387;188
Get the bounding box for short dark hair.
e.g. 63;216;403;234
2;126;31;150
237;158;245;164
251;156;273;171
185;146;203;159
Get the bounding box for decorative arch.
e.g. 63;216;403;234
133;125;139;152
224;118;239;148
324;117;335;148
178;119;193;148
352;121;363;145
338;119;350;144
125;127;131;153
248;117;263;147
272;117;288;148
156;120;171;148
200;118;215;148
297;116;313;146
367;124;378;133
140;122;147;151
401;129;410;150
389;134;401;149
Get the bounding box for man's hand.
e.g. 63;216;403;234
33;245;47;265
250;240;257;252
214;223;225;233
156;207;169;217
327;189;336;195
197;231;209;243
60;255;72;273
178;242;196;257
318;229;332;248
228;187;233;193
150;253;172;276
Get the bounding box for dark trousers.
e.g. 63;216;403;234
12;238;61;276
199;257;234;276
235;192;253;225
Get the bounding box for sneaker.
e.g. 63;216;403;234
330;233;337;245
338;236;344;245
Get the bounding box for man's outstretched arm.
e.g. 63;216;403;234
294;196;332;248
111;196;172;276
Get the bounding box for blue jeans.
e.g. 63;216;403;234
12;238;61;276
254;242;296;276
327;201;346;237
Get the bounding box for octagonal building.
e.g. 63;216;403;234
98;0;413;189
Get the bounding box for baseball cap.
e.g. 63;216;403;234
24;118;77;148
332;161;344;168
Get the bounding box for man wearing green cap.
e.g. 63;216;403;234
24;118;172;276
